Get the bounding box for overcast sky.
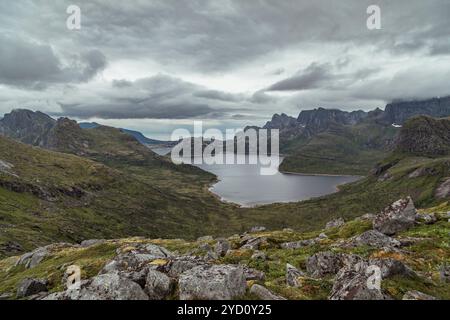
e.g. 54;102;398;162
1;0;449;139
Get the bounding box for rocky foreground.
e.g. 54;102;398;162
0;197;449;300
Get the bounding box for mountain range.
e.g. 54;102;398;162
260;96;450;175
0;97;450;260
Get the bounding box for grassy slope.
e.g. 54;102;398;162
279;122;399;175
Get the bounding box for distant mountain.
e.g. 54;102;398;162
0;109;56;147
381;96;450;125
395;116;450;157
262;96;450;175
79;122;171;145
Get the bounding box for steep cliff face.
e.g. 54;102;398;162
395;116;450;157
0;109;56;146
382;96;450;125
297;108;367;131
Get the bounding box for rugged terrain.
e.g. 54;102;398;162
0;197;448;300
264;96;450;175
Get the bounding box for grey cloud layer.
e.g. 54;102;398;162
0;0;450;120
53;75;266;119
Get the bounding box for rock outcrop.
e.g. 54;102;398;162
178;265;246;300
373;197;417;235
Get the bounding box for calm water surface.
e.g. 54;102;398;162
151;149;360;207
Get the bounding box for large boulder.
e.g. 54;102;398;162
165;255;207;277
145;269;174;300
325;218;345;229
373;197;416;235
15;243;74;269
281;239;316;249
368;258;415;279
178;265;246;300
329;262;391;300
45;273;149;300
214;239;230;257
17;278;48;298
306;252;362;278
440;264;450;283
286;263;306;287
250;284;286;300
101;243;173;274
240;237;266;250
349;230;401;249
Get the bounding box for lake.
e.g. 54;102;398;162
151;149;360;207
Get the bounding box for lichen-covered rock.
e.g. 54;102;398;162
250;284;286;300
197;235;213;242
250;226;266;233
165;256;207;277
415;213;437;225
240;236;266;250
435;178;450;199
440;264;450;283
215;238;230;257
145;269;173;300
286;263;306;287
281;239;316;249
80;239;105;247
403;290;437;300
47;273;149;300
368;258;415;278
15;247;49;269
349;230;401;249
251;251;266;261
329;262;392;300
306;252;362;278
178;265;246;300
243;266;265;281
325;218;345;229
101;244;173;274
373;197;416;235
17;278;48;298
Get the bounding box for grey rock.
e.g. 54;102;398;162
198;243;212;251
286;263;305;287
306;252;362;278
145;269;174;300
373;197;417;235
58;273;149;300
240;237;266;250
0;292;13;300
250;284;286;300
251;251;266;261
179;265;246;300
440;264;450;283
368;258;416;279
243;266;265;281
80;239;106;247
17;278;48;298
197;235;213;242
415;213;437;225
403;290;437;300
215;238;230;257
329;262;391;300
101;244;173;274
281;239;316;249
250;226;266;233
435;177;450;199
166;256;207;277
318;233;328;239
283;228;294;232
325;218;345;229
15;243;73;269
349;230;401;249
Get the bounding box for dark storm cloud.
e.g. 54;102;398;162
52;74;257;119
0;34;106;89
1;0;450;120
266;63;332;91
